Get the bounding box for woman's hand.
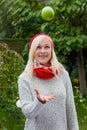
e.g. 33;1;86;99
34;88;56;104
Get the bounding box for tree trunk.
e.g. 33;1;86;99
77;50;87;95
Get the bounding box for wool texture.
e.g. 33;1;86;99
18;70;79;130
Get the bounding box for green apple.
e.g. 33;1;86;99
41;6;55;21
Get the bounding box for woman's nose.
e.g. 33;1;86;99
40;48;45;52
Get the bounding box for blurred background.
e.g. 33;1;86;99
0;0;87;129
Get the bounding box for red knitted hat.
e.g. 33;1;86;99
29;33;54;48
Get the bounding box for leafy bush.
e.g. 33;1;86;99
0;43;25;130
74;86;87;130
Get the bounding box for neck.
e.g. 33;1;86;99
40;63;51;67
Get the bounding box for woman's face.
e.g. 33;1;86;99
34;38;52;66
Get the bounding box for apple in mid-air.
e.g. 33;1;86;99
41;6;55;21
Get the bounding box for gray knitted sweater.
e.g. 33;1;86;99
18;70;79;130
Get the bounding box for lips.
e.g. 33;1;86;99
38;55;47;58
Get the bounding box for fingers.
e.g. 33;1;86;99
34;88;56;103
34;88;40;95
41;94;56;103
50;94;56;98
44;94;56;102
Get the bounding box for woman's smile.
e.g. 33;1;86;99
38;55;48;58
34;38;52;65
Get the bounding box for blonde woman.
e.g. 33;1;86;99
18;33;79;130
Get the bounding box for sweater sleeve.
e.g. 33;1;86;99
18;75;45;119
64;71;79;130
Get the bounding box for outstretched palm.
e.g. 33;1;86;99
34;88;56;104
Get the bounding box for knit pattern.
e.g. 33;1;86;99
18;70;79;130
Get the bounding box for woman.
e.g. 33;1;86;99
18;33;79;130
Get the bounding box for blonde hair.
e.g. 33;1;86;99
23;35;65;77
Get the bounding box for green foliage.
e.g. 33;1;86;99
0;0;87;128
70;68;79;84
0;0;15;38
74;86;87;130
0;43;25;130
41;0;87;55
1;0;87;55
70;64;87;86
6;0;43;38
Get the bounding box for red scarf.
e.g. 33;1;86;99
33;62;58;79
